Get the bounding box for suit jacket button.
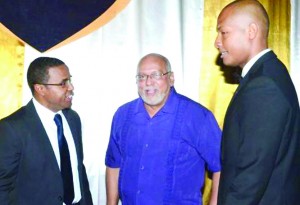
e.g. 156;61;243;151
58;196;63;202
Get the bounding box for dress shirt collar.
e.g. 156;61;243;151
32;98;63;122
241;48;271;77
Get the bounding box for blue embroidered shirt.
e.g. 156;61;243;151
105;87;221;205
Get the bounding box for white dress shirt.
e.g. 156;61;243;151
242;48;271;77
33;98;81;204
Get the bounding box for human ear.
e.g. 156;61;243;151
248;22;258;39
169;72;175;86
34;84;46;96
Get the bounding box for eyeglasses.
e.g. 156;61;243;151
136;71;171;82
37;78;72;88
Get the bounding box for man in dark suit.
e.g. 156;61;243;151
0;57;93;205
215;0;300;205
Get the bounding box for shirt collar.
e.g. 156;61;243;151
32;98;62;121
241;48;271;77
160;87;178;114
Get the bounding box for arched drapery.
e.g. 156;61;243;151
0;1;295;205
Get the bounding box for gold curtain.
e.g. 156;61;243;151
201;0;290;204
0;28;24;119
0;0;291;203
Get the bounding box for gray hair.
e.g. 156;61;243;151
138;53;172;72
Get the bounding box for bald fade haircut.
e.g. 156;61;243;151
222;0;270;38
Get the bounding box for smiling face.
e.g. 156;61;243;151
215;8;252;68
215;0;269;69
136;54;174;115
34;65;74;112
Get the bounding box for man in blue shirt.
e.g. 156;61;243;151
105;53;221;205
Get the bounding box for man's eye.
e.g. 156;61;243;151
137;75;145;80
151;73;161;77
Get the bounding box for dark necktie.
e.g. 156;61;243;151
54;114;74;205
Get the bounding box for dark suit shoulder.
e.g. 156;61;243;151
0;101;35;122
62;108;80;120
247;51;299;109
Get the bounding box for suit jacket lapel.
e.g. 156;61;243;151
227;51;277;109
25;100;61;173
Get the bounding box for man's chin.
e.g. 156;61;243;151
64;102;72;109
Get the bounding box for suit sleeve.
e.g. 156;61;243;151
225;77;291;204
0;121;21;205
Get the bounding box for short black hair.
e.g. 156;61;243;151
27;57;65;94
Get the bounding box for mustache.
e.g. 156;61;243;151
142;86;158;91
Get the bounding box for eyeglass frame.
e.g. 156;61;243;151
136;71;171;82
35;77;72;88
